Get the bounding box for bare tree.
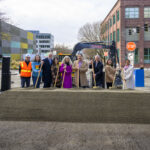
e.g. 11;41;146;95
78;21;101;42
54;44;72;54
0;0;10;23
78;21;105;59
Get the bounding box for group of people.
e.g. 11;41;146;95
19;52;135;90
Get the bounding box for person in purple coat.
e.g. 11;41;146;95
60;56;72;88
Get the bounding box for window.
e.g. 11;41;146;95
144;7;150;18
117;10;120;21
37;35;51;39
108;22;109;30
113;31;116;41
125;8;139;18
110;19;112;27
144;25;150;41
125;28;139;41
117;29;120;42
40;45;50;48
134;48;139;64
110;33;112;41
117;49;120;59
144;48;150;63
39;40;50;43
106;24;107;31
113;15;116;24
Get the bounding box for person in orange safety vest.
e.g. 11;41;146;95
19;54;32;88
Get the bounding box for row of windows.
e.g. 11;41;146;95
37;40;50;43
36;35;51;39
36;45;51;48
105;10;120;31
107;29;120;42
125;7;150;18
126;48;150;64
126;27;150;41
105;7;150;32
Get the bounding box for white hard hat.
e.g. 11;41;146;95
25;54;31;58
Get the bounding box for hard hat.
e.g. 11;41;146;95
25;54;31;58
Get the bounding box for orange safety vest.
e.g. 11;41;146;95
20;61;32;77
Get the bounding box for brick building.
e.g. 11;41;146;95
100;0;150;68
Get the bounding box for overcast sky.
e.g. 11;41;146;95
0;0;117;48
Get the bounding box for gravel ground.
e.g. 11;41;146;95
0;121;150;150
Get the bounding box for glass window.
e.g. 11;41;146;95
125;28;139;41
113;15;116;24
110;33;112;41
117;10;120;21
134;48;139;64
117;29;120;42
125;7;139;18
144;26;150;41
106;24;107;31
110;19;112;27
113;31;116;41
144;48;150;63
144;7;150;18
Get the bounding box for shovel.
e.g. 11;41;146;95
35;63;43;88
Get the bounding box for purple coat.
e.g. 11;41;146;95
60;64;72;88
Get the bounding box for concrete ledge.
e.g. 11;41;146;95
0;88;150;123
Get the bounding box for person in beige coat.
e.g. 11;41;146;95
105;59;116;89
72;54;89;88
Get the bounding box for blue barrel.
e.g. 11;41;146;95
135;69;145;87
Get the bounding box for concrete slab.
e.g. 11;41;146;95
0;88;150;123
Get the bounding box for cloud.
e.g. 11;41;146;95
0;0;117;48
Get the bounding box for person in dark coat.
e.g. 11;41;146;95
89;55;104;87
42;52;53;88
51;57;62;88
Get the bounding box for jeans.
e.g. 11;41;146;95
21;77;31;88
32;76;41;88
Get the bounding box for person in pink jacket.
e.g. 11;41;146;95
60;56;72;88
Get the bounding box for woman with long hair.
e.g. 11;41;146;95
60;56;72;88
32;54;42;88
51;57;62;88
105;59;116;89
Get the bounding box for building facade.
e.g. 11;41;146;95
0;21;36;60
100;0;150;67
28;30;54;54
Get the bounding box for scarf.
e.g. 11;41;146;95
124;65;131;71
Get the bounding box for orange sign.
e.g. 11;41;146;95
126;42;136;51
104;52;108;57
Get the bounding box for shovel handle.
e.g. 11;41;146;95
54;65;59;87
35;63;43;88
